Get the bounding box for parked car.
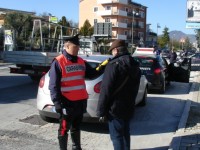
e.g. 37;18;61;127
132;47;191;94
160;48;170;57
37;55;148;122
191;52;200;71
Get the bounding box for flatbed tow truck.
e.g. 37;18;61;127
3;19;79;81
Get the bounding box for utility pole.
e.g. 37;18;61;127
131;11;138;46
157;23;160;45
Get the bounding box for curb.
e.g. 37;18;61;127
177;100;191;132
168;100;191;150
168;72;200;150
0;61;14;66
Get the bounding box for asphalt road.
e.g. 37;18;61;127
0;65;194;150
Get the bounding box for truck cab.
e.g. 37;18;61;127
79;37;98;55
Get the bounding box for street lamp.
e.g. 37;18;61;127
172;34;175;49
156;23;161;45
131;11;138;46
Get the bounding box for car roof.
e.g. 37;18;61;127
132;47;158;58
132;53;157;59
79;54;112;62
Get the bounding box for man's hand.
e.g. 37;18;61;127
55;108;62;114
99;116;106;123
96;59;110;71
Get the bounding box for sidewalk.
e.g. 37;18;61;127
169;71;200;150
0;59;13;66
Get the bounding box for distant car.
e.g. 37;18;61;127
132;47;191;94
37;55;148;122
160;49;170;57
191;52;200;71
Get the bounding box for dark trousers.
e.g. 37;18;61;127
108;116;131;150
58;114;83;150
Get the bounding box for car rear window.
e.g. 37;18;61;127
86;61;99;69
85;61;104;80
133;56;155;67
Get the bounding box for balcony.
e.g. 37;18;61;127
112;22;127;28
112;34;127;40
127;23;142;29
97;0;128;5
126;36;140;40
97;10;112;16
127;12;141;17
98;9;127;17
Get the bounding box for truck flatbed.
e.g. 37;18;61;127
3;51;60;66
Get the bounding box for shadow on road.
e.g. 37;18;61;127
0;75;38;104
130;97;185;135
80;96;187;137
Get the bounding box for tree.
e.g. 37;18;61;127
184;37;193;50
0;27;4;51
158;27;170;49
4;12;33;49
58;16;72;36
79;19;93;36
195;29;200;48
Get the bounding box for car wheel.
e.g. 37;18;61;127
138;88;147;106
159;80;165;94
40;114;57;123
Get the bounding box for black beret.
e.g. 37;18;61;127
63;34;80;46
109;39;126;51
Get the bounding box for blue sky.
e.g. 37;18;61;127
135;0;194;35
0;0;195;35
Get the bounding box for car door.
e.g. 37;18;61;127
164;57;191;83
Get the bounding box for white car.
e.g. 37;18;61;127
37;55;148;122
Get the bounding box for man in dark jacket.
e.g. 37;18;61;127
168;48;177;64
96;39;141;150
167;48;177;82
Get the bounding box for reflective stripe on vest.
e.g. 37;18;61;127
61;75;84;82
56;54;88;101
61;85;86;92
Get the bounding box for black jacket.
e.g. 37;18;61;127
96;53;141;120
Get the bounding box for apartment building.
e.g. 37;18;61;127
79;0;147;45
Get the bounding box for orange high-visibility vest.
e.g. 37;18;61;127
55;54;88;101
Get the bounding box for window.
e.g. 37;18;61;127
94;7;98;12
105;5;111;10
139;22;144;28
138;32;144;38
124;30;128;35
140;11;145;18
105;18;110;22
125;7;129;12
94;19;97;23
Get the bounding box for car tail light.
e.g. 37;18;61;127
39;75;45;88
94;81;102;93
41;72;46;76
154;68;161;74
